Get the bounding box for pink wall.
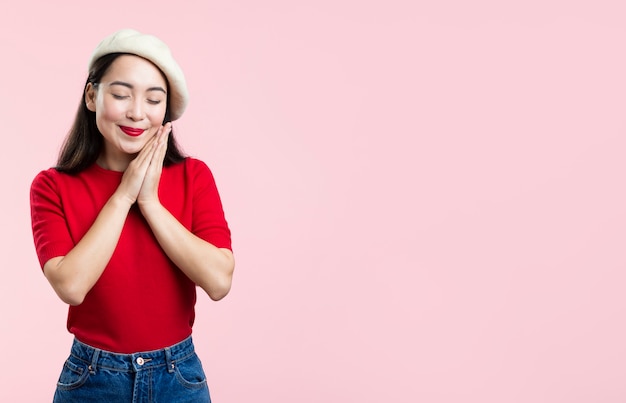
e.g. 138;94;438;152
2;1;626;401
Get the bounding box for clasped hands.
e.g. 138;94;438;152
116;122;172;208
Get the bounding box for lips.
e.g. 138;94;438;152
119;126;145;137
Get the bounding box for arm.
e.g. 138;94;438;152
43;195;133;305
43;133;163;305
139;202;234;301
137;130;234;301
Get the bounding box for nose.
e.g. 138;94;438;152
126;99;145;121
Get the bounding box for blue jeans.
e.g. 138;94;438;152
52;336;211;402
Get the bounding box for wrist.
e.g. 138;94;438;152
137;198;163;215
109;192;135;210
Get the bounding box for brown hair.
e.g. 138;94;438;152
56;53;186;174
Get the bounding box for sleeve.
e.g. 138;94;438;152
30;170;76;268
189;159;233;251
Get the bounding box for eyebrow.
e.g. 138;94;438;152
108;81;167;94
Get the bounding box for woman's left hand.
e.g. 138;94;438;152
137;122;171;207
134;122;235;300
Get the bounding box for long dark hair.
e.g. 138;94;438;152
56;53;186;174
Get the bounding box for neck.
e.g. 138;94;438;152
96;152;134;172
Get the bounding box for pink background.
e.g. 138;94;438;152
2;1;626;401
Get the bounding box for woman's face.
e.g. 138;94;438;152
85;54;168;170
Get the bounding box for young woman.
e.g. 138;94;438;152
30;29;234;402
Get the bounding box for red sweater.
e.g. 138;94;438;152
30;158;231;353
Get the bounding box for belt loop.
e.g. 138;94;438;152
89;348;100;374
165;347;175;373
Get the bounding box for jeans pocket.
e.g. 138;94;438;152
56;357;90;391
174;353;208;390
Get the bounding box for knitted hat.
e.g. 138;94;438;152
88;29;188;121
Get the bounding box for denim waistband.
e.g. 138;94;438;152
69;336;197;373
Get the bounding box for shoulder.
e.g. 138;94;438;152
185;157;212;172
31;166;93;191
31;168;64;192
165;157;215;178
30;168;65;207
32;167;61;181
31;166;110;206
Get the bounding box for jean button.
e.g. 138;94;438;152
136;357;145;366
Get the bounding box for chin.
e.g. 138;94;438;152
117;145;143;156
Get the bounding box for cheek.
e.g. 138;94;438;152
148;106;167;125
97;99;125;123
100;110;122;124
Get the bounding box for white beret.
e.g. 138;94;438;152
88;29;188;121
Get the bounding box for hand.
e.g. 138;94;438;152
137;122;171;207
113;131;162;205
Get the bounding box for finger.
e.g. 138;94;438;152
137;126;171;201
141;125;169;181
150;124;171;167
158;124;171;155
129;129;161;169
156;123;171;146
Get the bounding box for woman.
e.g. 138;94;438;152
30;29;234;402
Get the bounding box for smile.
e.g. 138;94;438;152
119;126;145;137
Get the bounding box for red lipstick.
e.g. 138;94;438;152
119;126;145;137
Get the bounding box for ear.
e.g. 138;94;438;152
85;83;97;112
